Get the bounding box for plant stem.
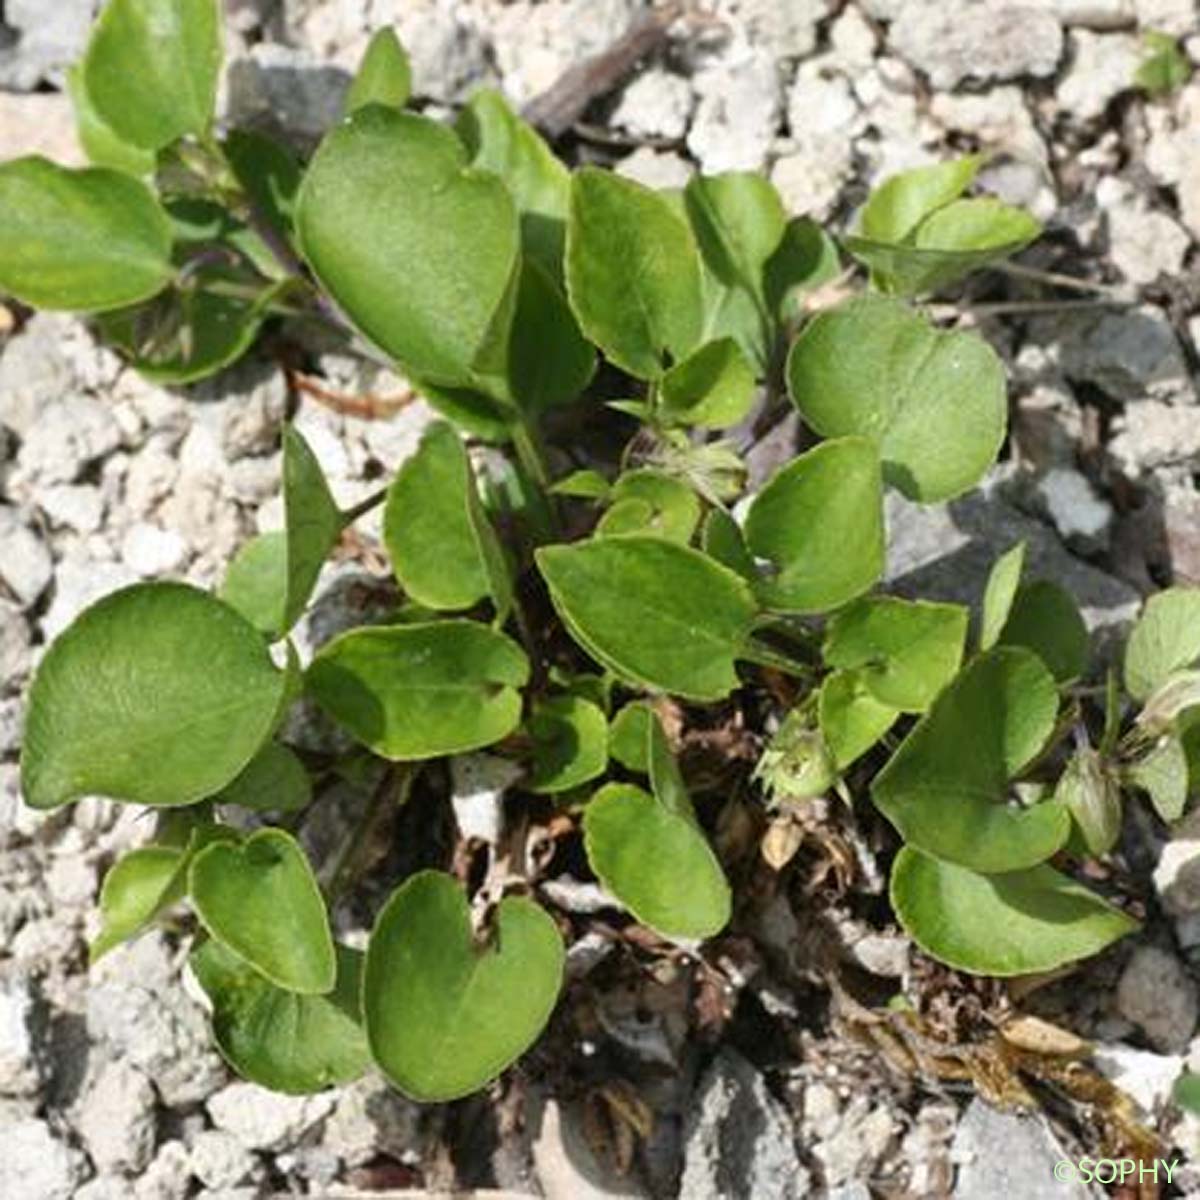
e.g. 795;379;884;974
740;637;816;679
341;484;390;525
995;260;1132;298
325;765;414;905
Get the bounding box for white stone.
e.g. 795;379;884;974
1056;30;1141;120
134;1141;193;1200
1102;195;1190;286
41;554;139;643
611;69;693;141
45;855;96;909
1135;0;1198;34
1109;401;1200;474
121;523;190;577
207;1081;335;1151
890;2;1064;88
813;1096;897;1186
0;92;83;164
38;484;105;534
688;52;781;173
0;315;85;438
731;0;834;58
76;1061;158;1173
0;507;53;608
374;0;494;101
1155;838;1200;915
188;1130;258;1189
0;971;43;1095
321;1075;424;1166
451;753;524;844
616;147;693;190
124;448;181;518
15;395;123;485
1093;1044;1184;1114
1116;944;1198;1052
0;599;32;688
929;87;1046;161
1035;466;1113;543
0;0;93;90
0;1118;88;1200
828;6;878;69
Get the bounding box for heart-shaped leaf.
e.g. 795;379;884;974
891;846;1138;976
90;846;185;963
456;89;570;277
364;870;564;1101
660;338;756;430
873;647;1068;873
787;297;1006;503
997;579;1088;683
823;596;968;712
566;168;704;380
0;159;173;312
528;696;608;794
215;742;311;814
818;670;899;770
307;620;529;760
584;783;730;941
596;470;701;544
190;828;336;994
344;27;411;114
537;537;757;701
83;0;222;152
979;541;1026;652
745;437;884;614
191;939;370;1095
298;107;520;387
1125;588;1200;702
383;421;509;614
22;584;293;811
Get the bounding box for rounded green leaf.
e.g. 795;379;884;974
83;0;222;151
1125;588;1200;703
90;846;185;964
608;701;654;773
528;696;608;794
745;437;884;614
280;426;344;629
596;470;701;544
191;939;370;1094
1124;733;1189;824
764;216;840;328
787;297;1006;503
823;596;968;713
916;197;1041;254
536;537;757;702
660;338;756;429
66;64;156;176
565;167;704;380
190;828;336;995
345;27;411;114
997;579;1088;683
859;157;985;244
220;532;287;635
215;742;311;814
891;846;1138;977
584;783;730;941
873;647;1068;873
979;541;1026;652
364;870;564;1101
384;422;503;612
307;620;529;760
818;670;899;770
298;107;520;386
0;158;173;312
22;583;292;811
701;508;757;582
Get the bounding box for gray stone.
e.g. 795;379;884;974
1056;30;1141;120
951;1098;1087;1197
0;1117;88;1200
188;1130;258;1189
76;1060;158;1173
1034;466;1113;548
321;1074;425;1167
1115;944;1198;1052
0;0;95;91
0;697;24;757
1109;401;1200;475
0;507;53;607
812;1096;897;1187
679;1049;809;1198
225;43;349;143
207;1081;334;1151
0;599;31;692
0;970;45;1095
532;1096;647;1199
1093;1044;1183;1114
1155;836;1200;916
890;2;1064;88
612;69;694;141
688;53;781;173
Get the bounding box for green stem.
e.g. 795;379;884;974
509;416;561;537
341;484;389;525
740;636;816;679
325;766;414;905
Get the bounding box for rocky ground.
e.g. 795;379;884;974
1;0;1200;1197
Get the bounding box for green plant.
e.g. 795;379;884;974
8;0;1184;1103
1135;30;1192;97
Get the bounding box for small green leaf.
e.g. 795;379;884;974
1136;31;1192;96
647;712;692;821
584;783;730;941
550;469;611;500
979;541;1026;652
873;647;1068;873
0;159;173;312
190;828;336;995
787;296;1006;503
66;65;156;176
191;939;370;1095
764;217;841;328
22;583;292;811
364;870;564;1101
1125;588;1200;703
298;107;520;387
1057;747;1121;857
537;537;757;701
90;847;184;963
223;129;302;237
456;89;570;276
997;579;1088;683
701;508;757;582
1174;1070;1200;1114
83;0;222;151
215;742;311;814
859;156;984;244
345;27;411;114
823;596;968;712
565;168;704;380
818;670;899;770
383;421;509;615
220;532;286;635
660;338;756;429
1124;733;1189;824
528;696;608;794
307;620;529;760
596;470;701;544
891;846;1137;976
745;437;884;614
608;701;655;773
